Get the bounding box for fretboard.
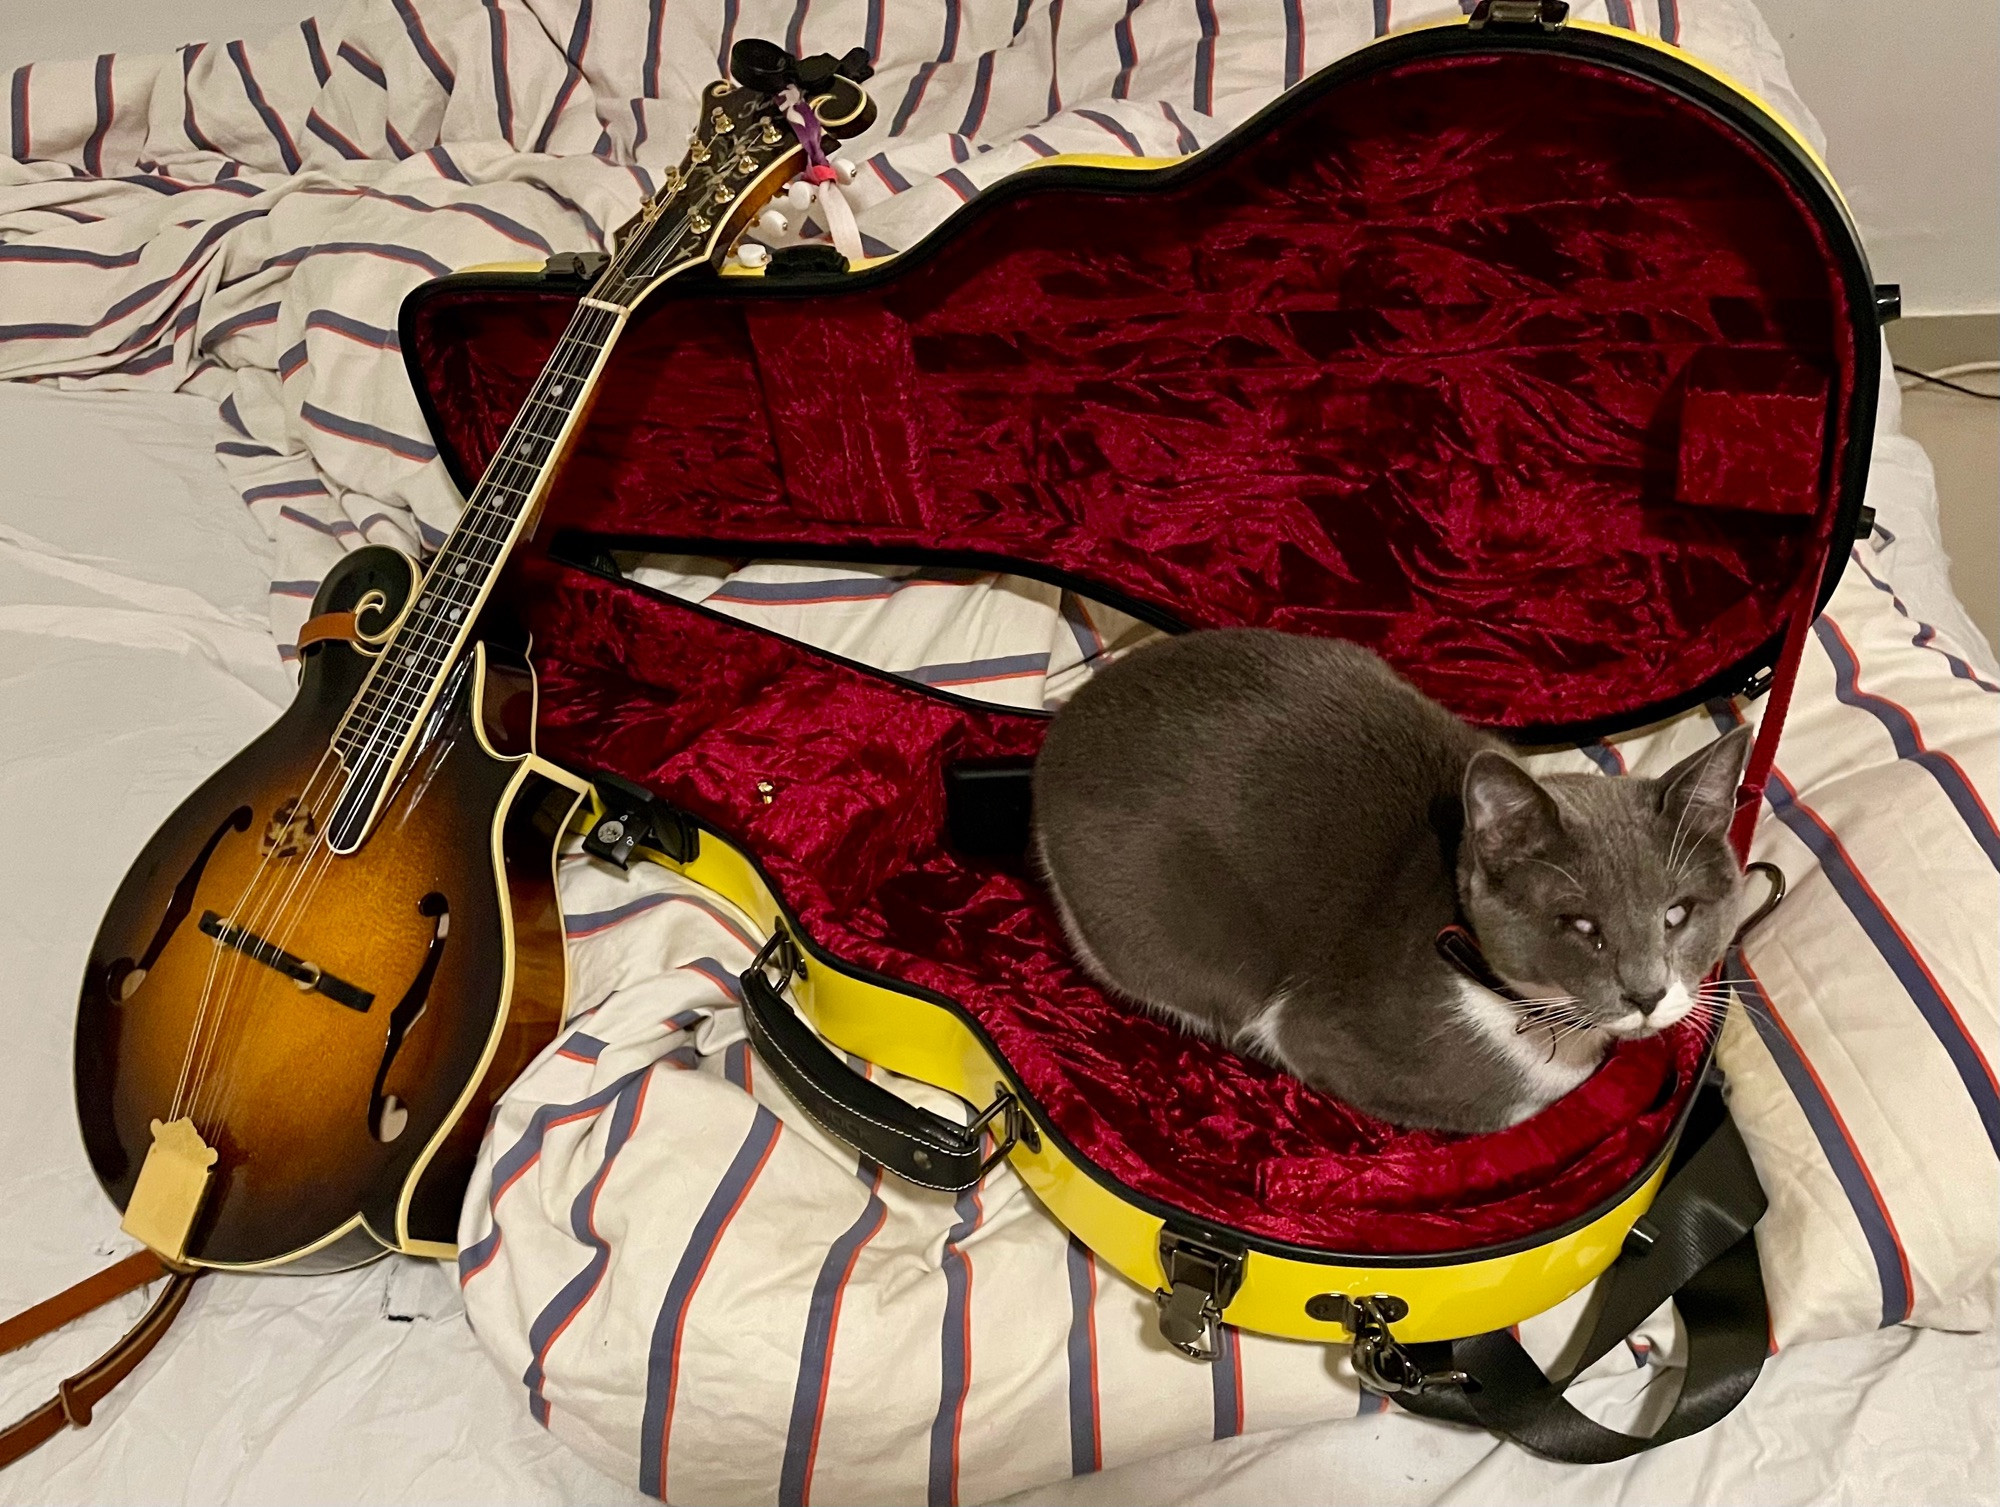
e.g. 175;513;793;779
325;298;624;841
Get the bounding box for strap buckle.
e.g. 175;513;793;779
1305;1294;1474;1395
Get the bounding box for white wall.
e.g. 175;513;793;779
1757;0;1999;318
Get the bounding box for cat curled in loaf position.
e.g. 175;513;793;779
1033;631;1754;1134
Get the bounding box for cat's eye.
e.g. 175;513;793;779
1564;916;1598;938
1665;902;1691;929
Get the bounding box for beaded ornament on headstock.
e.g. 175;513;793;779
599;40;877;303
323;42;875;853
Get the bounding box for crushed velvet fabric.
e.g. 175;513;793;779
414;52;1856;733
512;556;1709;1254
412;49;1862;1254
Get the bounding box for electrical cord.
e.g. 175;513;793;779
1895;360;2000;401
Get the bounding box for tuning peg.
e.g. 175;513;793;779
760;119;784;146
833;156;857;185
688;138;711;164
735;242;770;269
755;209;789;238
734;153;758;176
784;180;814;211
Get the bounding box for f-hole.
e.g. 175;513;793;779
106;805;252;1004
369;892;450;1143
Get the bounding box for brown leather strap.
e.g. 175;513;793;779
0;1251;165;1359
0;1265;198;1471
297;610;360;650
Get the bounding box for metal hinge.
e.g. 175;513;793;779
1304;1293;1474;1395
1468;0;1570;29
1154;1232;1245;1361
583;774;700;868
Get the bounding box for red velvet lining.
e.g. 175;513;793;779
511;556;1710;1254
416;52;1855;732
409;49;1862;1254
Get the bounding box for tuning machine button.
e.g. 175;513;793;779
735;242;770;269
784;180;814;211
832;156;857;185
755;209;789;238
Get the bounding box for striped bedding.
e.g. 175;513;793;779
0;0;1821;657
3;1;1993;1502
458;537;1996;1503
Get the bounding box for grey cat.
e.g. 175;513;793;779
1032;631;1753;1134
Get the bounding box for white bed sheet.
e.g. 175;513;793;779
1;0;1993;1494
0;348;1994;1507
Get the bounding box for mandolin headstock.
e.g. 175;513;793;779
600;41;875;307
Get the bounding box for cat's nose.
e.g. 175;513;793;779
1623;988;1667;1015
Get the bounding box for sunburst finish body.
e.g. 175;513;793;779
75;548;587;1270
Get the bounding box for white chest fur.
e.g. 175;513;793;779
1450;978;1604;1122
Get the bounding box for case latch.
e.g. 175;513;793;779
1154;1231;1245;1361
1468;0;1570;29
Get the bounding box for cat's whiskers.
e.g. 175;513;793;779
1524;858;1587;898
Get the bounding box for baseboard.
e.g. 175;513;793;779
1885;313;1999;375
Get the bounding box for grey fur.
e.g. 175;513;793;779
1032;630;1752;1134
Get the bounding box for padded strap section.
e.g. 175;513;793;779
739;955;989;1191
1395;1087;1769;1462
297;610;360;650
0;1267;199;1470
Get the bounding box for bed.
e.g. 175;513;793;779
2;3;1994;1503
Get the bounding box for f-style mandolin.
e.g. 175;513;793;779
69;43;876;1278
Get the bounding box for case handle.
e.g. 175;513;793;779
739;933;1036;1191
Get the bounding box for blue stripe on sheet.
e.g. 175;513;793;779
1076;108;1142;155
306;309;401;349
904;652;1050;687
392;0;457;92
522;1069;653;1422
243;478;327;504
1815;616;2000;869
779;1159;888;1507
300;402;438;461
301;18;331;84
227;40;300;173
338;42;387;89
1065;1235;1101;1475
85;54;113;177
1729;945;1912;1326
928;1185;983;1507
639;1106;782;1497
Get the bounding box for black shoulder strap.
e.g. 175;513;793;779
1394;1083;1769;1462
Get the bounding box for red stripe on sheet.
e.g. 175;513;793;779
1738;951;1914;1317
645;1112;784;1498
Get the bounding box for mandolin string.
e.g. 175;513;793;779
185;270;653;1128
173;743;347;1123
182;287;641;1127
180;110;783;1135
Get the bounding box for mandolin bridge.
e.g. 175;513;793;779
198;910;374;1012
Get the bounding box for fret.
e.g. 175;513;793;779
318;102;751;851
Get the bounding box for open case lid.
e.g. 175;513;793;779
403;17;1885;741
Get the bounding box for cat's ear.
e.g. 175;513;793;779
1463;751;1562;871
1656;723;1754;836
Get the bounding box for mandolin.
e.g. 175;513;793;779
71;43;877;1274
